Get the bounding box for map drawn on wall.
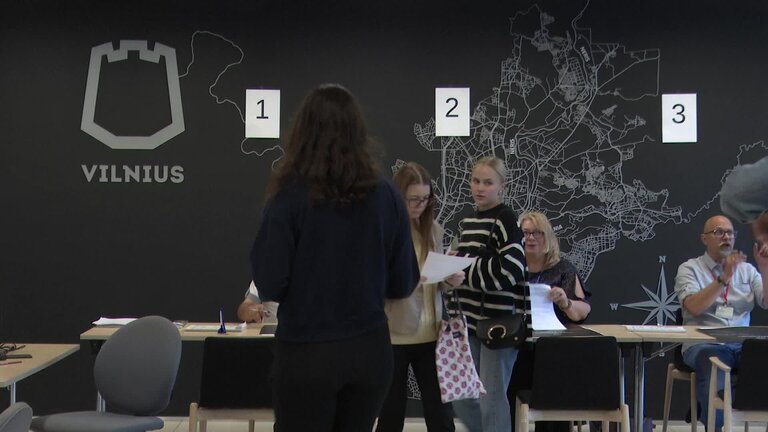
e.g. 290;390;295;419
180;2;767;326
179;30;283;161
413;2;767;289
169;0;768;400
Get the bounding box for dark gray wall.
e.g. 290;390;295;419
1;0;767;420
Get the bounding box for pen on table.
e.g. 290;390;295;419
0;361;22;366
218;308;227;334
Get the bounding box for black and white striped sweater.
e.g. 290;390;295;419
447;203;528;333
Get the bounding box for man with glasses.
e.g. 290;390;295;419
674;215;768;432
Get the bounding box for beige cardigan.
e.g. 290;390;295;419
384;223;446;340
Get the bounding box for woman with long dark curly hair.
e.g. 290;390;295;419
251;84;420;432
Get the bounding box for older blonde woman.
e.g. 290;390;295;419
519;211;590;323
508;211;592;432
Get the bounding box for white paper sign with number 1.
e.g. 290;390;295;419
435;88;470;137
662;93;697;143
245;89;281;138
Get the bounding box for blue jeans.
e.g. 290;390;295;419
452;334;518;432
683;343;742;432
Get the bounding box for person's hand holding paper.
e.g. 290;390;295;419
421;251;474;284
529;283;566;330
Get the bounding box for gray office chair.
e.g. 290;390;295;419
31;315;182;432
0;402;32;432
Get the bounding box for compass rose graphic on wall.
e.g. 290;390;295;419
621;256;681;324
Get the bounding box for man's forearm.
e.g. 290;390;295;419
683;280;723;316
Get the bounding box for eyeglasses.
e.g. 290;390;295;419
522;230;544;240
406;196;433;207
0;343;24;353
703;228;738;238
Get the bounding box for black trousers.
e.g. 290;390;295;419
272;324;393;432
376;341;455;432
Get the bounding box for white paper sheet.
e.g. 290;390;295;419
185;323;246;332
92;317;137;326
528;283;566;330
625;325;686;333
421;251;475;284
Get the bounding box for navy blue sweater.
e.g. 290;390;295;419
250;179;419;342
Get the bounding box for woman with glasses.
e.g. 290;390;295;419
377;161;464;432
250;84;420;432
519;211;591;324
508;211;591;432
447;156;527;432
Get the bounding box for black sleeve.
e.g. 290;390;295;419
385;183;420;299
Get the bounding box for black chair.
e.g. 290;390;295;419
707;338;768;432
662;308;698;432
189;337;275;432
0;402;32;432
31;316;182;432
515;336;629;432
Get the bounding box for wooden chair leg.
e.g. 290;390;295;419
249;420;255;432
621;404;631;432
663;363;674;432
690;372;697;432
188;403;198;432
516;399;529;432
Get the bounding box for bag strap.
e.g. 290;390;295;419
479;213;500;317
477;210;529;318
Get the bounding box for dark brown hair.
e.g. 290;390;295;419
267;84;380;203
393;162;435;261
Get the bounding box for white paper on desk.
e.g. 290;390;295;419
185;323;246;332
421;252;474;283
529;283;566;330
92;317;137;326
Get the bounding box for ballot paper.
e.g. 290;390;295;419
185;323;247;332
528;283;566;330
92;317;137;326
421;252;475;284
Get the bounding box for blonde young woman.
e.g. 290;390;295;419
508;211;592;432
447;156;527;432
377;162;464;432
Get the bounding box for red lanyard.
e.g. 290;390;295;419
710;269;730;304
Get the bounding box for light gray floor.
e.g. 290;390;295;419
158;418;762;432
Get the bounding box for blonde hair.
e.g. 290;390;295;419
519;211;561;269
473;156;507;183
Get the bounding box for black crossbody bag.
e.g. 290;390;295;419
469;212;529;349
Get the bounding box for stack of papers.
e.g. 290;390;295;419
92;317;137;326
185;323;247;332
625;325;686;333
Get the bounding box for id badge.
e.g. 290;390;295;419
716;305;734;319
